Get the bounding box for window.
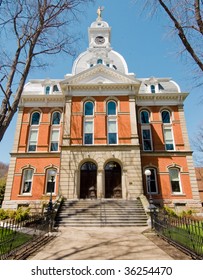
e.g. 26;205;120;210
107;101;118;145
28;112;40;152
140;110;149;124
31;112;40;125
142;128;152;151
45;86;50;95
83;101;94;145
97;59;103;64
169;168;181;193
150;85;155;93
140;110;152;151
84;101;94;116
161;110;170;124
53;85;59;92
108;120;117;144
50;111;61;151
28;129;38;151
52;111;61;125
163;128;174;150
161;110;174;150
84;120;93;144
46;169;56;193
145;168;158;194
21;169;33;194
107;101;116;115
50;130;59;151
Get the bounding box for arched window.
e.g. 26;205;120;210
45;169;57;194
107;101;117;144
140;110;150;124
53;85;59;92
31;112;40;125
50;112;61;151
97;59;103;64
21;169;34;194
52;111;61;125
140;110;152;151
161;110;174;150
169;168;181;193
45;86;50;95
145;168;158;194
28;111;40;151
84;101;94;116
84;101;94;145
161;110;171;124
107;101;116;116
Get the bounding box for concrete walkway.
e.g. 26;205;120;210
28;226;191;260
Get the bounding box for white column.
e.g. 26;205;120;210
129;95;139;145
97;170;103;198
63;96;72;145
122;169;128;199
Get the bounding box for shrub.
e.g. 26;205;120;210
0;207;30;221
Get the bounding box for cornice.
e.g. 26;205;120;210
136;92;188;105
20;94;65;106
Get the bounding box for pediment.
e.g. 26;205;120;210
61;65;140;86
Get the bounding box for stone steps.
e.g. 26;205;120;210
55;199;148;227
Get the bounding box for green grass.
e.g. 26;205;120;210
0;228;32;255
163;225;203;255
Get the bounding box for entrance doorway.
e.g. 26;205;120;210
105;161;122;198
80;162;97;199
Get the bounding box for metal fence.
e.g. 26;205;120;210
153;211;203;259
0;212;56;260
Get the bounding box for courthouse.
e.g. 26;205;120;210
3;10;202;212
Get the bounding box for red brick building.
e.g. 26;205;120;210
3;13;202;212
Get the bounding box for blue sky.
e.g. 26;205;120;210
0;0;203;164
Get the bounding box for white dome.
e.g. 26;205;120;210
72;49;129;75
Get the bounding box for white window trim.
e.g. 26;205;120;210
83;118;94;145
21;169;34;195
107;117;118;145
163;124;175;151
169;168;183;194
45;169;57;194
50;128;60;152
28;128;39;152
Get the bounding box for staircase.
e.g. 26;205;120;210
55;199;148;227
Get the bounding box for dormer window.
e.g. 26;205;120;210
113;65;117;70
97;59;103;64
53;85;59;92
150;85;155;93
45;86;50;95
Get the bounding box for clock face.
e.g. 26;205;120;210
95;36;105;45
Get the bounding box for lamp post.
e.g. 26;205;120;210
144;169;156;228
48;170;56;212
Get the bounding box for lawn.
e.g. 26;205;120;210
0;227;32;256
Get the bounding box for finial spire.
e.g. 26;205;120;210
97;6;104;21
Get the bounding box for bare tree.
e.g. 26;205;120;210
134;0;203;84
0;0;94;141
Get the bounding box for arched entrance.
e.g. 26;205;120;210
80;162;97;199
105;161;122;198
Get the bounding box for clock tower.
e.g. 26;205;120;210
88;7;111;49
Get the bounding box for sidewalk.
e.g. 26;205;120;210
28;226;192;260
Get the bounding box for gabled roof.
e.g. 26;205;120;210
61;64;140;87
